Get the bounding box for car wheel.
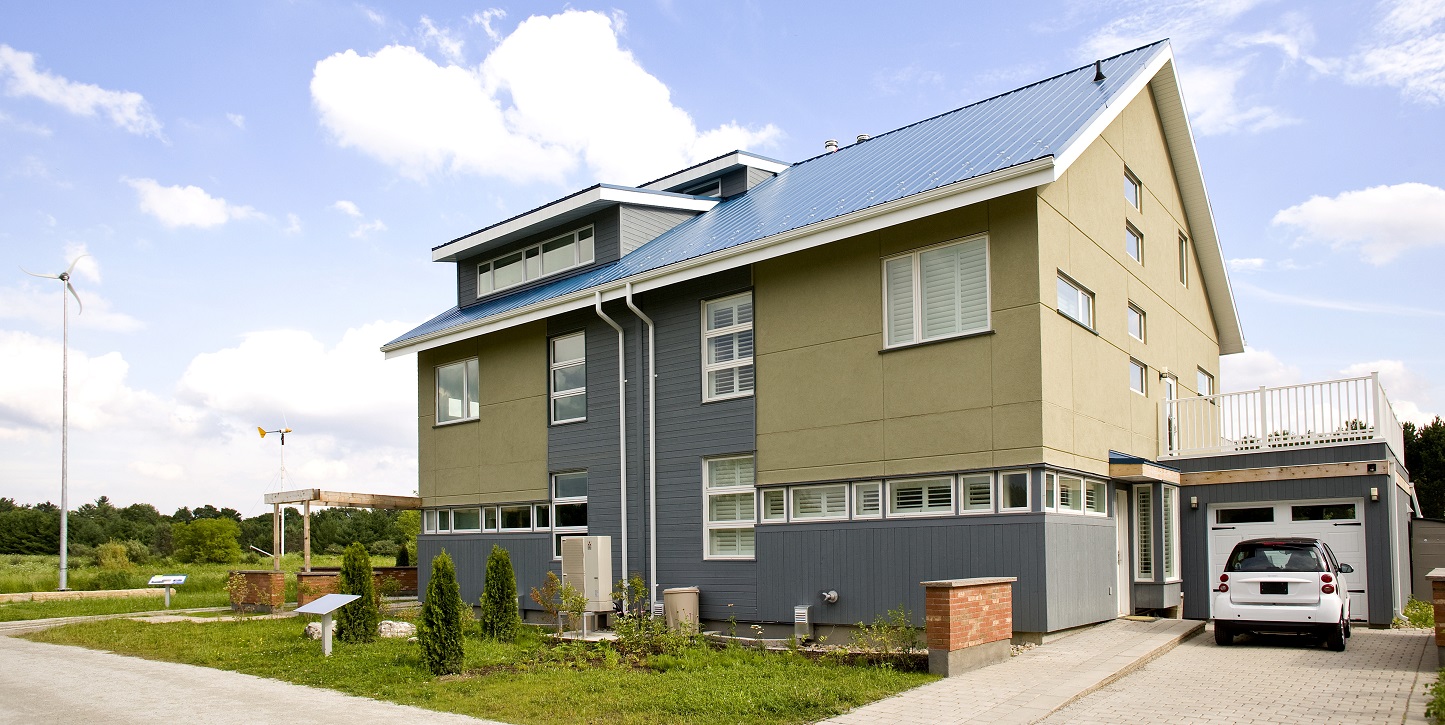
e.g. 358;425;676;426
1325;619;1346;652
1214;623;1233;646
1344;619;1352;639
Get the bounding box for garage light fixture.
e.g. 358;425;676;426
1370;487;1379;502
1190;496;1198;510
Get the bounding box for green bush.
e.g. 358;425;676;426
94;541;132;571
335;542;378;643
394;543;411;567
172;519;241;564
479;544;520;641
1428;672;1445;723
420;551;466;675
119;539;150;565
93;569;137;590
368;539;398;556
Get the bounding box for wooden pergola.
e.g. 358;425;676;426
262;489;422;572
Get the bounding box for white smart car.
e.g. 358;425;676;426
1212;537;1354;651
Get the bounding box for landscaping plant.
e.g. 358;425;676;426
172;518;242;564
529;570;565;633
852;605;923;668
478;544;521;641
394;542;411;567
419;550;466;675
336;541;379;643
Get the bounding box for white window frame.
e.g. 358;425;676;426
886;476;955;518
1197;368;1214;396
499;504;534;532
533;504;550;531
882;234;991;349
1127;303;1146;342
1178;233;1189;287
1134;484;1154;581
476;225;595;298
788;483;850;522
1125;168;1142;210
1056;273;1094;329
1129;358;1148;396
423;509;438;534
1043;472;1057;512
435;358;480;425
998;470;1031;512
551;471;587;560
435;508;452;533
958;473;994;514
701;292;755;402
853;481;883;519
549;332;587;424
1162;485;1181;582
760;488;787;523
1085;480;1108;517
703;455;756;560
1057;475;1085;514
451;508;481;533
1125;223;1143;264
483;507;498;532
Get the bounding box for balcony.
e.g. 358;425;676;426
1160;374;1405;463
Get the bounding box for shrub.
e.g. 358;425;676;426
394;542;411;567
1404;597;1435;629
479;544;521;641
95;541;133;571
336;542;378;643
93;569;137;590
852;605;923;668
420;551;466;675
172;519;241;564
119;539;150;565
368;539;398;556
530;570;564;632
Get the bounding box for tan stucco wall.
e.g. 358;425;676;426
1036;87;1221;476
416;321;548;506
753;192;1046;485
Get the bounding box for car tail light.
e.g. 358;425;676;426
1321;573;1333;583
1322;584;1336;594
1219;574;1229;582
1218;583;1229;592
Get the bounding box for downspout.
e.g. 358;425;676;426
594;291;627;585
624;282;658;612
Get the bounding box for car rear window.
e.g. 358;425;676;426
1225;544;1325;572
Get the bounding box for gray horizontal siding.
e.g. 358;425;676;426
1171;443;1387;473
619;207;697;256
457;208;621;309
418;533;556;609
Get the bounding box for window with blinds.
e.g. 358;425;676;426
1163;486;1179;581
1135;485;1154;580
705;455;756;558
791;484;848;520
883;236;989;348
959;474;993;513
888;477;954;516
760;489;786;522
854;482;882;519
703;293;754;401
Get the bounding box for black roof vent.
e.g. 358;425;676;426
1093;60;1106;83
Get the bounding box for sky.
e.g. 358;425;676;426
2;0;1443;515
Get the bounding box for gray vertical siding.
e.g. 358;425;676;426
1394;484;1410;611
418;533;556;609
744;167;777;192
619;207;698;256
1043;515;1120;629
719;168;749;198
456;208;622;309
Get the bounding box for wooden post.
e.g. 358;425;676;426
303;499;312;572
272;502;281;572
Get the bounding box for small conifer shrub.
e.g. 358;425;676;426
479;544;521;641
335;541;378;643
394;542;411;567
420;550;466;675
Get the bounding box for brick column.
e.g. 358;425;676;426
922;576;1017;676
229;570;286;613
1428;568;1445;661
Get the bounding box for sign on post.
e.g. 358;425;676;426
295;593;361;657
147;574;187;608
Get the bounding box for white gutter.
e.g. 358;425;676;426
594;291;628;585
624;282;658;612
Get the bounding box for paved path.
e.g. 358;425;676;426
821;618;1203;724
1041;625;1434;724
0;635;503;724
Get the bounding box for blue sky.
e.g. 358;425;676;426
2;0;1443;514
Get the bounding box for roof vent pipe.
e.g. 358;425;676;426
824;139;839;153
856;134;870;143
1093;60;1106;83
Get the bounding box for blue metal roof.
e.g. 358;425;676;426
1109;450;1179;471
387;41;1168;351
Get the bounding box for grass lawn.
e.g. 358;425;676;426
0;590;231;621
27;617;934;724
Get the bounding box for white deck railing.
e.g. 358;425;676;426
1161;374;1404;462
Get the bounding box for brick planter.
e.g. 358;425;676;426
228;570;285;613
296;566;418;607
922;576;1017;676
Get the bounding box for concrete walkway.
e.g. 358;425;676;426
821;618;1204;724
0;636;503;724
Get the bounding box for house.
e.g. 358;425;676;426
384;39;1414;636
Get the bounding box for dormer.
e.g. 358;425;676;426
639;150;790;198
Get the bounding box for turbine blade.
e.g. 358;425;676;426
20;267;60;279
66;282;82;314
64;254;90;277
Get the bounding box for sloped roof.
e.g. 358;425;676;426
385;40;1241;356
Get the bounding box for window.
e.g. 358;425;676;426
888;477;954;516
1135;485;1154;580
884;236;989;347
435;359;480;424
534;504;550;530
501;505;533;531
477;226;594;297
552;471;588;559
1129;359;1148;395
761;489;787;522
1178;233;1189;286
1124;169;1141;209
1056;274;1093;328
1197;368;1214;396
999;471;1030;511
959;474;993;513
791;484;849;520
1125;223;1143;263
1086;480;1108;515
704;456;756;559
1058;475;1084;513
484;507;498;532
682;178;722;198
1226;542;1325;572
854;482;882;519
1291;503;1357;521
435;509;452;533
1043;473;1057;512
703;293;754;401
424;509;438;534
550;332;586;423
1127;304;1145;342
1162;486;1179;581
1217;507;1273;524
452;508;481;532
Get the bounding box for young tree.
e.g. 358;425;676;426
478;544;521;641
395;541;411;567
419;551;465;675
335;541;379;643
172;518;241;564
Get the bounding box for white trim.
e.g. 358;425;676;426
483;506;498;532
639;151;790;192
1162;484;1181;583
958;473;995;515
1056;272;1094;329
549;331;587;424
1127;302;1146;342
1057;474;1087;515
882;234;992;348
1085;479;1109;517
498;504;534;532
701;292;755;402
1125;222;1143;264
886;476;956;518
788;483;851;522
759;488;787;523
1043;472;1058;513
476;225;595;298
434;358;479;424
1124;167;1142;211
703;455;757;560
451;507;481;533
533;503;551;531
853;481;883;519
1134;483;1154;582
998;470;1031;512
1129;358;1148;396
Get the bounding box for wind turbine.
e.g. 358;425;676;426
21;255;86;591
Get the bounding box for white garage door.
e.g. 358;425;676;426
1208;499;1367;621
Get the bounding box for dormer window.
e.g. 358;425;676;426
680;178;722;198
477;226;595;297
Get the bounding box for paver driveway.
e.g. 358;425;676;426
1042;625;1435;724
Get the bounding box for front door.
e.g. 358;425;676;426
1116;488;1132;616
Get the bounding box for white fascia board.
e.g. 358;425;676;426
639;152;791;192
384;158;1055;358
431;187;717;262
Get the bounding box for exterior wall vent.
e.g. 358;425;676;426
794;604;813;640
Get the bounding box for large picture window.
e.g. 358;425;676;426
704;455;756;559
550;332;586;424
552;471;588;558
435;359;479;424
477;226;594;297
884;236;989;348
703;293;754;401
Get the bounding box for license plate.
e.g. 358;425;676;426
1260;582;1288;595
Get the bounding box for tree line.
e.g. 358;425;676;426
1406;417;1445;519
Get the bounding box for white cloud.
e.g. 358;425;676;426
0;44;162;137
360;6;386;26
1340;359;1437;425
310;10;780;185
1272;182;1445;264
0;330;164;435
0;283;143;333
1177;63;1297;135
1348;0;1445;103
469;8;508;42
226;113;245;129
331;199;362;217
1234;280;1445;317
418;16;466;64
0;109;52;136
283;213;302;235
1221;346;1302;391
350;219;387;238
1227;257;1267;272
129;460;184;481
123;177;263;229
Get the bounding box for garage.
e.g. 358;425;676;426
1207;498;1367;620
